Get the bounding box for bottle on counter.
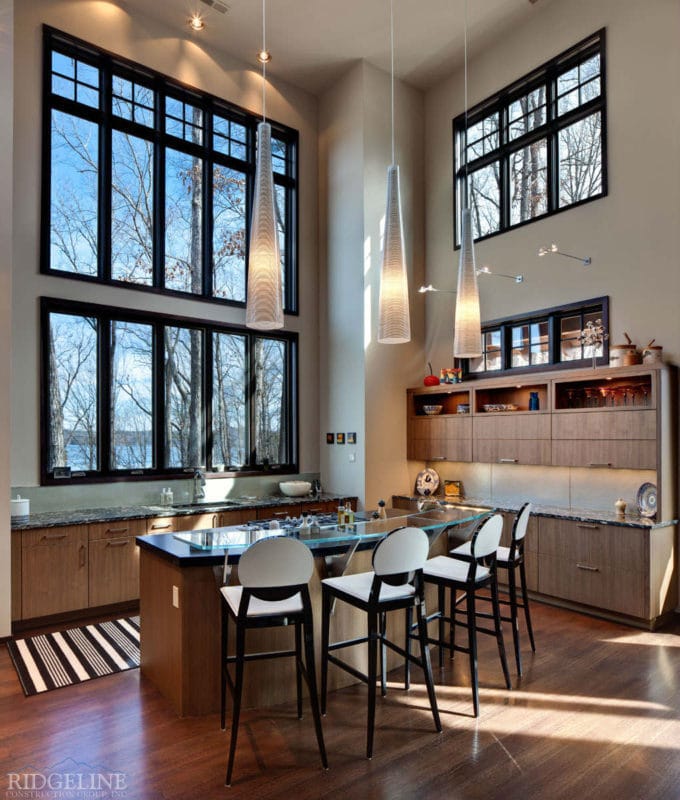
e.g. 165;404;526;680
377;499;387;520
300;511;311;531
166;487;174;505
337;503;346;527
309;515;321;536
344;504;354;526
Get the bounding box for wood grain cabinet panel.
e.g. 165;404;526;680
88;535;139;607
497;511;539;592
22;526;89;619
552;410;656;440
407;416;472;462
473;413;550;440
11;531;22;621
89;519;147;541
538;518;650;619
551;439;656;469
146;516;180;534
474;438;551;466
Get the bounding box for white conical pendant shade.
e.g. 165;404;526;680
246;121;283;330
378;165;411;343
453;208;482;358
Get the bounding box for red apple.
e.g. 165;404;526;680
424;362;440;387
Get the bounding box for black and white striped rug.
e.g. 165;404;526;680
7;617;140;696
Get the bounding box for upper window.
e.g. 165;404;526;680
43;27;298;313
454;30;606;245
465;297;608;377
42;298;297;482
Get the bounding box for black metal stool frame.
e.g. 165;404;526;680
320;528;441;759
220;580;328;786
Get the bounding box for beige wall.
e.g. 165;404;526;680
424;0;680;371
319;61;425;508
11;0;320;492
0;0;14;638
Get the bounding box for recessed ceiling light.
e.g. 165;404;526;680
257;49;272;64
189;14;205;31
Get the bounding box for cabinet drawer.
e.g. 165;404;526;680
89;536;139;606
473;414;550;440
551;440;656;469
538;554;647;618
146;516;180;534
552;410;656;440
499;551;538;592
473;439;551;466
256;504;301;520
538;517;647;573
499;511;538;554
89;518;147;541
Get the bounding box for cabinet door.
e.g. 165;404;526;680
497;511;538;592
89;536;139;607
474;438;551;466
256;504;302;520
551;439;656;469
443;416;472;462
218;510;248;527
552;410;656;440
11;531;22;621
22;526;89;619
146;516;180;534
89;519;147;541
538;518;649;618
473;413;550;440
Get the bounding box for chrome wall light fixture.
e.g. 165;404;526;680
377;0;411;343
538;242;592;266
245;0;283;330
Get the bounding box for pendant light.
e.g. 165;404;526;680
453;0;482;358
245;0;283;330
377;0;411;344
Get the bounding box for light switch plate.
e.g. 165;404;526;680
172;585;179;608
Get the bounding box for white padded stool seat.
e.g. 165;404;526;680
220;585;303;618
424;554;490;583
322;572;416;603
450;542;512;564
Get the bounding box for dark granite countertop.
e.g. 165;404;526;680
392;495;677;530
10;493;354;531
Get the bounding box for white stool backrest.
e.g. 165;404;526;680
471;514;503;560
238;536;314;588
513;502;532;542
372;527;429;576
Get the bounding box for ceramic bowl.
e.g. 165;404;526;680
422;405;443;416
279;480;312;497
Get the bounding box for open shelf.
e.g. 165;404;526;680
473;383;549;413
553;374;653;410
411;389;471;416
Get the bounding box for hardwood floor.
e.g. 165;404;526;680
1;602;680;799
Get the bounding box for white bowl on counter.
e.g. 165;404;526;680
279;481;312;497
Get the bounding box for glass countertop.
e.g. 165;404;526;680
173;505;491;552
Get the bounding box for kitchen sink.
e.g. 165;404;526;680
170;500;242;511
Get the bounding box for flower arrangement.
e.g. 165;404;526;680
580;318;609;367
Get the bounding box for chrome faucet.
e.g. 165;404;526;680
193;469;206;502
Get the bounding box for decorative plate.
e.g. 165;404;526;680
415;468;440;497
636;482;657;518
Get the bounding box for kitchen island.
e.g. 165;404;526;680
136;506;490;716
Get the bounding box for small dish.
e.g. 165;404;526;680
415;468;440;496
636;482;657;518
422;405;443;416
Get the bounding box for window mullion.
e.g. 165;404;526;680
154;320;165;473
100;64;112;282
154;83;165;290
99;313;111;475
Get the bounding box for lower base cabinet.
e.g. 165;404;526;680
497;510;538;593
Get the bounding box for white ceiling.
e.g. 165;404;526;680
123;0;553;95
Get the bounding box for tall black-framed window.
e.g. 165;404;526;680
41;297;298;484
453;29;607;246
42;27;298;314
464;296;608;377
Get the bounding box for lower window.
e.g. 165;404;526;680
42;298;297;481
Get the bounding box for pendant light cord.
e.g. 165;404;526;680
463;0;469;185
390;0;395;166
262;0;266;122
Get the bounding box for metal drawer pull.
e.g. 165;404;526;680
430;456;447;461
106;539;129;547
41;533;67;541
106;526;129;534
308;508;323;513
577;523;600;530
498;458;518;463
151;523;171;530
588;463;612;468
272;511;290;517
576;563;600;572
79;545;86;567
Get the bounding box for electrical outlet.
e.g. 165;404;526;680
172;585;179;608
349;452;356;463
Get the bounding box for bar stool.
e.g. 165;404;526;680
219;536;327;786
451;502;535;676
418;513;511;717
320;526;441;759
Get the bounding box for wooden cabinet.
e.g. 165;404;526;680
473;413;550;466
551;409;657;469
21;526;89;619
146;516;180;534
407;365;667;474
11;531;22;621
536;517;676;622
88;519;146;608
